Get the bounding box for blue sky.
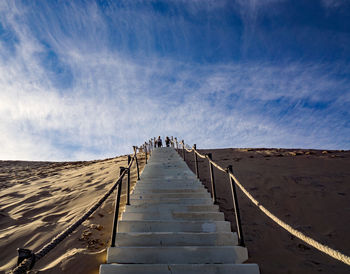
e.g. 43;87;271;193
0;0;350;160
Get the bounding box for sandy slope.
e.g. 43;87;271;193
1;148;349;274
183;148;350;274
0;155;145;274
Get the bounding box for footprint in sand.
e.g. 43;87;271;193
21;205;52;218
41;212;66;222
37;190;53;197
39;183;51;190
62;187;71;192
73;174;83;179
5;192;26;198
21;193;50;204
85;178;93;184
94;184;107;190
18;181;30;185
0;210;14;226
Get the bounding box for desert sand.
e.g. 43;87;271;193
183;148;350;274
1;148;349;274
0;155;145;274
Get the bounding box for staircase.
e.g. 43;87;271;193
100;147;260;273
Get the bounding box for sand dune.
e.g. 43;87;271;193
0;155;145;273
1;148;349;273
184;148;350;274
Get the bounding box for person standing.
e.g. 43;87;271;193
157;136;163;147
165;136;170;147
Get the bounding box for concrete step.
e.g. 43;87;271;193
130;192;211;199
121;211;225;221
134;185;205;191
129;198;213;205
137;181;201;186
134;182;204;188
100;264;260;274
137;178;202;185
141;168;189;172
140;176;197;181
114;232;238;246
134;186;204;191
131;188;208;194
106;246;248;264
136;183;201;188
117;220;231;233
124;204;220;213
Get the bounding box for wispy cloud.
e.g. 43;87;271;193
321;0;347;9
0;0;349;160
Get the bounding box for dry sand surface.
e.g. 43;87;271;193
1;148;350;274
0;154;145;274
183;148;350;274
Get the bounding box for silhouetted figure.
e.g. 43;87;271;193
157;136;163;147
165;136;170;147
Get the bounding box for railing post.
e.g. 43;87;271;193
207;153;217;204
194;144;199;178
227;165;245;247
133;146;140;180
144;143;148;164
127;156;131;205
182;140;185;161
111;167;124;247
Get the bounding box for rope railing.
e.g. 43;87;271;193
173;138;350;267
11;144;150;273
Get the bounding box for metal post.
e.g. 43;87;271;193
182;140;185;161
194;144;199;178
133;146;140;180
227;165;245;246
207;153;217;204
111;167;124;247
127;155;131;205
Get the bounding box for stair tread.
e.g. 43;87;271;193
100;264;260;274
107;246;248;264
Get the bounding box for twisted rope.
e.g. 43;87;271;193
11;152;137;273
228;172;350;266
194;150;206;159
178;139;350;267
206;155;226;173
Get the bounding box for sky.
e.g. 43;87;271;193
0;0;350;161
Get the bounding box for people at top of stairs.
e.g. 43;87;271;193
165;136;170;147
156;136;163;147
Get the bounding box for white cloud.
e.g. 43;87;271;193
0;0;349;160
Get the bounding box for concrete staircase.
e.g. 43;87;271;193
100;147;260;273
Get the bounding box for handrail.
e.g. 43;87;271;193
173;137;350;266
11;145;147;273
